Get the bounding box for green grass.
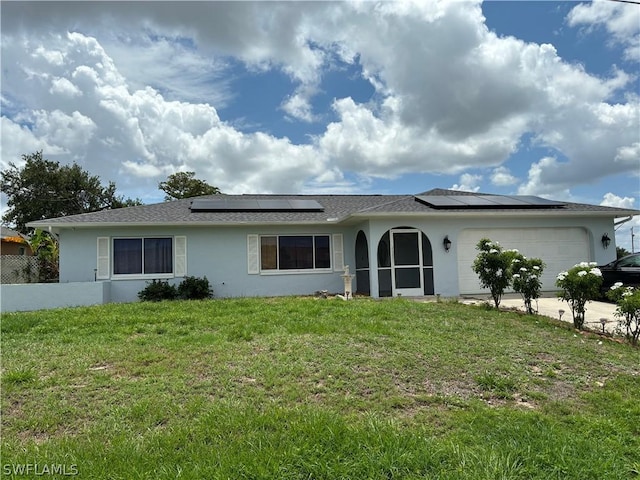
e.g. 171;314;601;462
2;297;639;479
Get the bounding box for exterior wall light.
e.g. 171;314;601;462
443;235;452;252
601;233;611;249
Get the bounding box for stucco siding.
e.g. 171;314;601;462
56;214;616;303
59;225;357;302
1;281;110;312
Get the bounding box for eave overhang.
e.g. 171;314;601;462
26;208;639;234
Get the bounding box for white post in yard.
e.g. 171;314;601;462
341;265;355;300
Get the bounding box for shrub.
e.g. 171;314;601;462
138;280;178;302
555;262;603;330
472;239;517;308
606;283;640;345
511;254;545;314
177;276;213;300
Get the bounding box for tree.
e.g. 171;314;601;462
471;238;517;309
617;246;631;259
556;262;603;330
159;171;221;201
28;229;59;282
1;151;141;232
607;284;640;346
510;254;545;315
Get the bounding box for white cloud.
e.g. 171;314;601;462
601;193;636;209
0;116;65;171
50;77;82;97
31;109;96;152
490;166;518;187
567;0;640;61
1;1;638;200
602;193;640;253
33;45;65;66
281;87;317;123
615;142;640;168
517;157;572;198
2;31;329;196
102;33;234;106
452;173;482;193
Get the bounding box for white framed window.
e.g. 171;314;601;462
260;234;331;272
97;236;187;279
113;237;173;275
247;234;343;274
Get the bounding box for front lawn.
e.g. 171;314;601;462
2;297;639;479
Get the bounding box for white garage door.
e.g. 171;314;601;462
457;227;590;295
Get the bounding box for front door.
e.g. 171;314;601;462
391;229;423;297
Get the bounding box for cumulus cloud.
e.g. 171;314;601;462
281;86;318;123
602;193;640;252
452;173;482;193
490;166;518;187
567;0;640;61
1;30;327;196
50;77;82;97
1;1;638;200
601;193;636;209
517;157;572;198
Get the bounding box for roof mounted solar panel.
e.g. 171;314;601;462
190;198;324;212
486;195;532;206
515;196;567;207
414;195;469;207
415;194;566;209
452;195;503;207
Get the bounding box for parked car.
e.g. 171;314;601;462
599;253;640;292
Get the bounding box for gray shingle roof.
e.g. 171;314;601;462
27;189;639;229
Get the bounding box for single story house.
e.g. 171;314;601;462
1;226;33;256
27;188;639;303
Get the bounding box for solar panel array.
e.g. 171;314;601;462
190;198;325;212
414;194;566;209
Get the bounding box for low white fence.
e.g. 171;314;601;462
1;281;111;313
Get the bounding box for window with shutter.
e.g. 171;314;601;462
174;236;187;277
96;237;110;280
247;234;259;274
332;234;344;272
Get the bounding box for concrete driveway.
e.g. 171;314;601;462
462;293;620;334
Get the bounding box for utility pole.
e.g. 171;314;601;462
632;227;635;253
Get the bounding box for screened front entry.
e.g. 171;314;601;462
378;228;434;297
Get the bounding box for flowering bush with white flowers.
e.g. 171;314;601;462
511;255;545;315
606;283;640;345
555;262;603;330
472;239;518;308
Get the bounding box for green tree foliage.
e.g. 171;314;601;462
28;229;60;282
472;238;516;309
606;283;640;345
159;171;221;201
510;254;545;315
1;151;141;232
556;263;603;330
616;246;631;259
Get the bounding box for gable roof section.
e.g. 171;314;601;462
1;226;29;244
27;189;639;230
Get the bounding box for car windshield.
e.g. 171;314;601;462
617;255;640;267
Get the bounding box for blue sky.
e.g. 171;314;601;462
1;1;639;248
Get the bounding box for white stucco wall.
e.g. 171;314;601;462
55;213;617;303
59;225;357;303
348;213;616;298
1;281;110;313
